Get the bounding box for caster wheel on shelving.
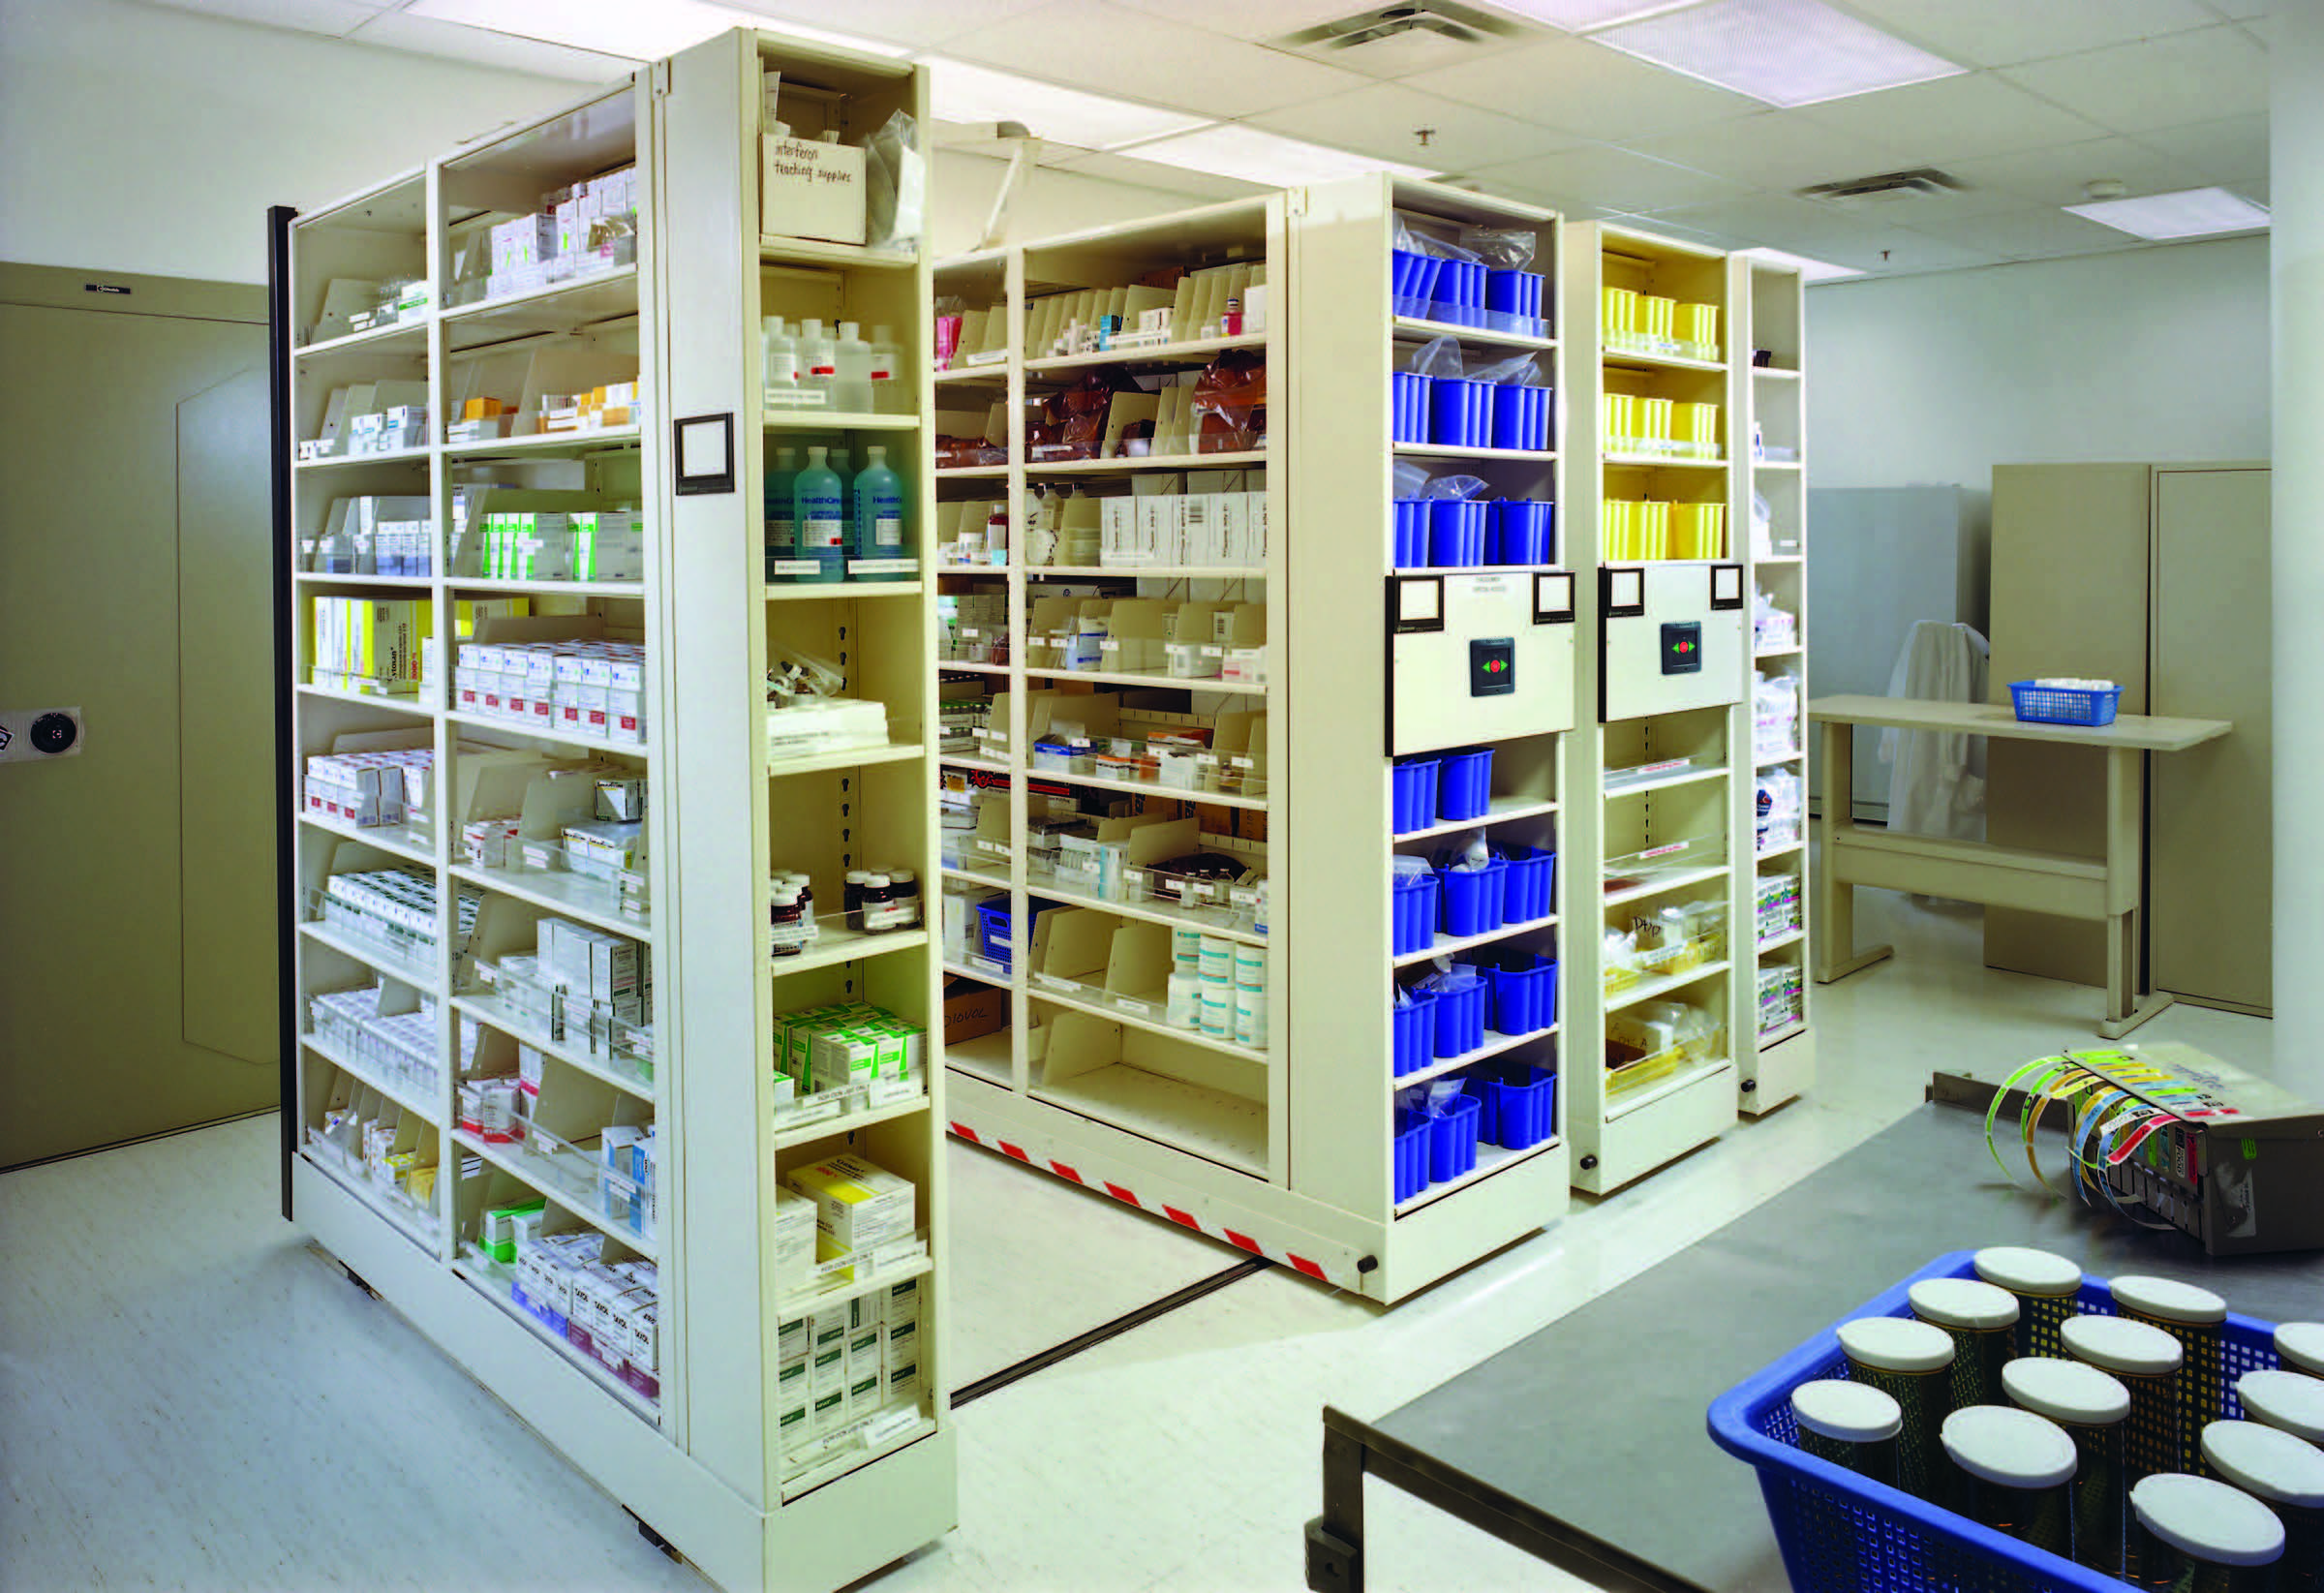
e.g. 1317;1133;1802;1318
343;1265;377;1299
630;1513;681;1562
1578;1154;1599;1172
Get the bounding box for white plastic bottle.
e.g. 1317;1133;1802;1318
799;318;835;407
762;317;799;407
869;324;902;414
834;321;872;414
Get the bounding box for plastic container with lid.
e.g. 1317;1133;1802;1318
770;881;808;957
1837;1316;1954;1500
2005;1356;2133;1578
888;868;921;930
2115;1274;2229;1469
1911;1275;2019;1410
1942;1405;2077;1557
2131;1473;2284;1591
859;873;896;933
2064;1313;2186;1485
843;869;872;931
2281;1324;2324;1380
2202;1420;2324;1593
1973;1245;2083;1360
1790;1379;1902;1486
2239;1369;2324;1446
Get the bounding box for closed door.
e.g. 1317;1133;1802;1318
0;267;276;1165
2151;467;2271;1012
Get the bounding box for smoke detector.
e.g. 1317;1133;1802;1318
2084;178;2128;201
1796;167;1967;206
1270;4;1533;75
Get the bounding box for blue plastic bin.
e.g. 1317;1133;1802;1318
1391;868;1440;957
1427;500;1487;567
2008;680;2122;728
1391;755;1440;835
1491;384;1552;452
1426;1091;1483;1181
1488;500;1555;566
1438;747;1494;821
1480;1064;1556;1149
1481;953;1555;1036
1391;249;1443;322
1391;370;1428;444
975;897;1056;973
1439;858;1508;937
1428;970;1485;1057
1391;987;1438;1079
1503;845;1555;922
1392;1110;1431;1203
1429;376;1492;447
1430;260;1485;327
1392;499;1427;567
1485;268;1545;337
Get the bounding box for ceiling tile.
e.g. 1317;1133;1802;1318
944;1;1372;119
1629;109;1913;192
1897;203;2135;260
1103;0;1374;43
1941;136;2212;208
2134;111;2269;181
1601;211;1754;251
1835;0;2218;69
1466;143;1750;210
1248;82;1583;173
1644;193;1881;248
347;10;637;78
1041;149;1273;202
1401;36;1761;141
2200;0;2268;16
721;0;1053;49
1795;224;2004;273
2000;24;2267;134
144;0;387;28
1801;71;2107;163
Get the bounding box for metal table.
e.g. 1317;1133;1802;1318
1305;1101;2321;1593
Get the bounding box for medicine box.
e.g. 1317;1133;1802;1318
774;1187;815;1290
786;1154;916;1252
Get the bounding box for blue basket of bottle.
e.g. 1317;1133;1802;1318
1707;1251;2293;1593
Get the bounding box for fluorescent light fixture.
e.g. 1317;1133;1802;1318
1116;125;1440;188
1483;0;1700;28
2064;186;2271;240
1739;245;1861;282
407;0;902;61
1593;0;1965;107
924;59;1207;152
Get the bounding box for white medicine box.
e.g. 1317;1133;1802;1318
761;136;866;246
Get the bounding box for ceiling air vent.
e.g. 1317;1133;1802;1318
1796;168;1967;206
1270;4;1533;72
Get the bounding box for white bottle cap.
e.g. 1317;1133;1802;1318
873;323;895;343
846;870;873;885
2061;1313;2183;1375
1838;1316;1954;1373
807;445;828;466
2276;1322;2324;1378
2002;1358;2131;1425
1941;1406;2077;1489
2237;1369;2324;1443
1973;1246;2082;1298
866;444;886;466
772;883;801;904
890;868;916;885
1790;1380;1902;1444
2110;1274;2227;1326
840;320;859;340
2201;1420;2324;1508
863;873;891;888
1910;1277;2020;1331
803;318;823;339
2131;1474;2285;1567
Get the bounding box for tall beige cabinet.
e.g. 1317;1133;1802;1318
1984;462;2271;1014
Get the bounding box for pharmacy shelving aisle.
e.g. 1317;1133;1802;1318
933;177;1572;1302
1738;259;1816;1112
274;29;952;1593
1559;223;1748;1195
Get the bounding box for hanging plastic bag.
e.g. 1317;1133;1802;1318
1442;834;1492;873
1467;350;1544;385
1408;335;1465;379
1418;473;1488;502
1459;228;1537;270
864;110;926;253
1392;459;1432;500
1424;1079;1467;1118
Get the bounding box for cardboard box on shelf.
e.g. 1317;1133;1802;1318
942;980;1008;1046
761;136;866;246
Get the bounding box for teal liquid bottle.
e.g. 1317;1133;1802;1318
791;445;845;584
851;444;908;582
764;445;800;583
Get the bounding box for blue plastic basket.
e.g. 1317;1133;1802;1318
1391;249;1444;322
1391;868;1441;957
974;898;1056;973
2008;680;2122;728
1707;1251;2292;1593
1438;748;1495;821
1426;1091;1483;1181
1391;371;1429;444
1427;971;1485;1057
1392;1109;1431;1202
1502;845;1556;923
1489;500;1555;566
1490;384;1552;452
1481;953;1555;1037
1391;988;1439;1079
1440;858;1508;938
1430;376;1493;447
1391;756;1441;835
1392;500;1427;567
1479;1063;1556;1149
1427;499;1487;567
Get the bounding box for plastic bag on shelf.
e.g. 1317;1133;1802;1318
864;110;925;254
1190;348;1267;454
1458;228;1537;270
1409;335;1465;379
1466;350;1544;386
1441;833;1492;873
1424;1079;1467;1117
1418;473;1489;503
766;642;847;702
1392;459;1433;500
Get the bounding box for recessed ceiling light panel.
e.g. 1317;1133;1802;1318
925;59;1208;152
1116;125;1441;187
1739;245;1861;281
1593;0;1965;107
2064;186;2271;240
1482;0;1701;29
408;0;905;60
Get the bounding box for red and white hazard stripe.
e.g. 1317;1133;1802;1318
950;1119;1342;1285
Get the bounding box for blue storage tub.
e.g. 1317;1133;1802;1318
1438;747;1494;821
1480;1064;1556;1149
1391;370;1429;444
1391;249;1444;322
1392;499;1428;567
1429;376;1493;448
975;897;1056;973
1502;845;1555;922
1426;1091;1483;1181
1709;1252;2295;1593
1430;260;1486;327
2008;679;2122;728
1392;1109;1431;1203
1391;987;1438;1079
1489;500;1555;566
1485;268;1545;338
1491;384;1552;452
1480;953;1555;1036
1427;499;1487;567
1391;755;1440;834
1428;970;1485;1057
1391;867;1440;957
1440;858;1508;938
